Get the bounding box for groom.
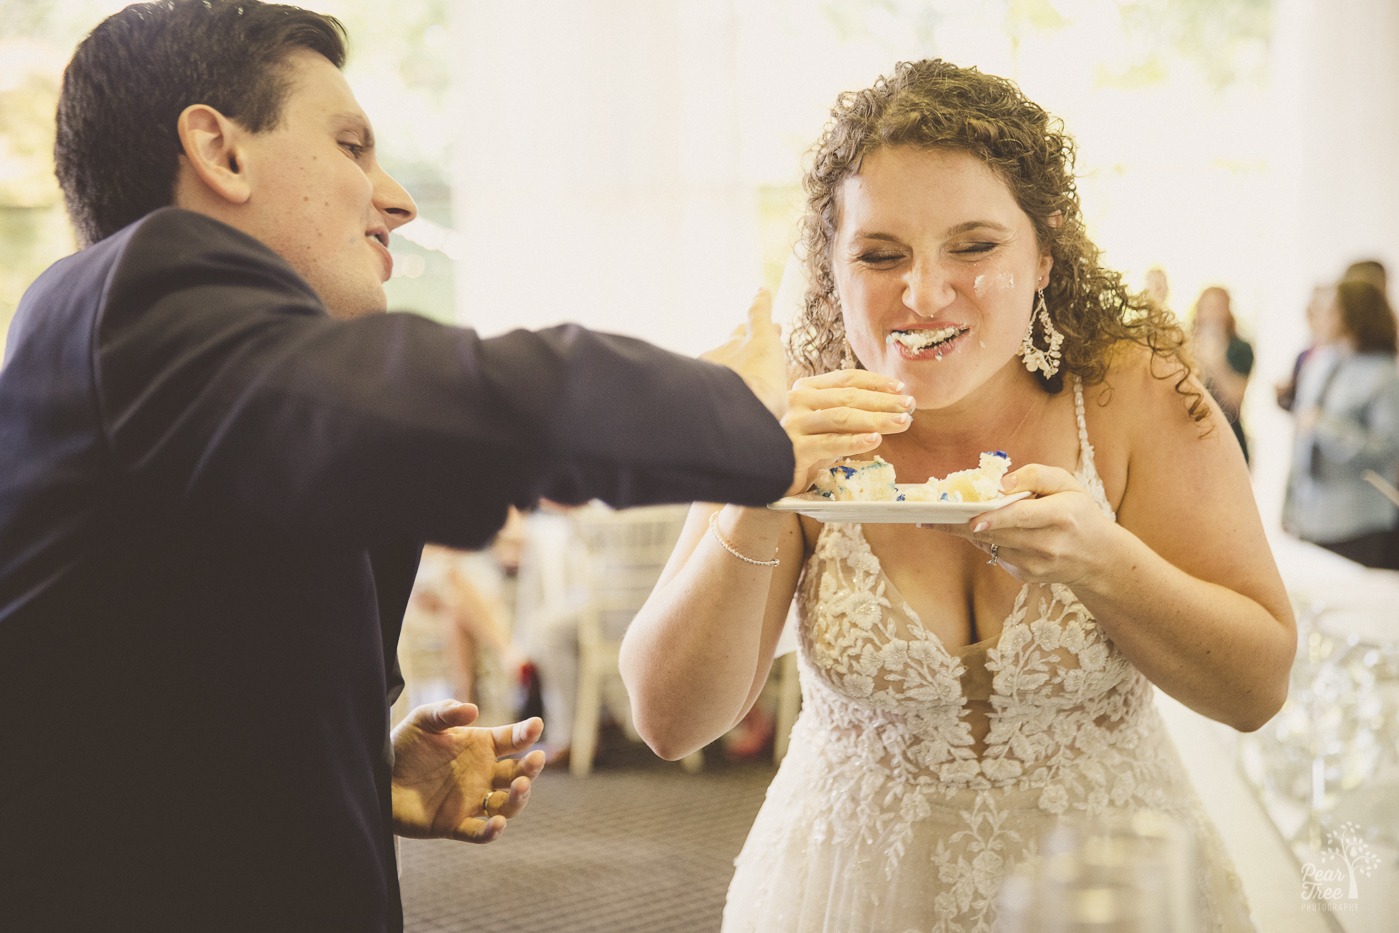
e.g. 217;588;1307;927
0;2;794;930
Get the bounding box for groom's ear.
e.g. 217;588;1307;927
175;104;252;205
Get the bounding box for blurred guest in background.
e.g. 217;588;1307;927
1284;279;1399;568
509;504;590;763
1275;283;1332;413
407;544;528;716
1190;286;1255;462
1280;262;1388;414
1344;257;1388;293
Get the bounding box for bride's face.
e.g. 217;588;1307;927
831;146;1052;410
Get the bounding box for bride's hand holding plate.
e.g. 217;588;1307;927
780;369;915;496
934;464;1118;587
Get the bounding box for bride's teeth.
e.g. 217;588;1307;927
887;326;963;351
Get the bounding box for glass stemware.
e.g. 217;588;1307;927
996;811;1202;933
1241;600;1395;853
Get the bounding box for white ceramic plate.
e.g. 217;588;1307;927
767;490;1032;524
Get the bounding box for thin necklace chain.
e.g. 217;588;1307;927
891;389;1048;465
1001;389;1048;446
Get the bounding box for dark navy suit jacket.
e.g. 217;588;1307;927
0;208;792;931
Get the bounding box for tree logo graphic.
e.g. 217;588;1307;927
1301;822;1381;904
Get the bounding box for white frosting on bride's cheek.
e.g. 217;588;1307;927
993;271;1016;290
973;273;987;297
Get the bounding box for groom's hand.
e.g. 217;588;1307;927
391;700;546;843
701;289;790;418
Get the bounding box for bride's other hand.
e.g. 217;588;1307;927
934;464;1118;586
700;289;790;418
782;369;915;496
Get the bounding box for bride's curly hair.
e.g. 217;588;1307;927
790;59;1206;422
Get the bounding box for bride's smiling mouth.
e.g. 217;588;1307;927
886;325;969;358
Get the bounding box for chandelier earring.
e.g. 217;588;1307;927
1019;289;1063;378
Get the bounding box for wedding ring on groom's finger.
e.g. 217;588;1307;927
987;544;999;566
482;791;496;815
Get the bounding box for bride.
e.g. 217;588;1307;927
620;59;1294;932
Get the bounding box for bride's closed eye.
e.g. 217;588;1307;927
853;250;905;267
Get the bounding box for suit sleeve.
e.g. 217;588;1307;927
92;211;793;549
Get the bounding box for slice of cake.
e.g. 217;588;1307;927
933;450;1012;502
811;451;1012;503
899;450;1012;503
812;456;899;501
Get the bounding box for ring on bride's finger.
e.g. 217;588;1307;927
987;544;999;566
482;791;496;815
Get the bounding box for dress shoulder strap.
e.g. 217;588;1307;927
1072;378;1114;518
1072;378;1093;465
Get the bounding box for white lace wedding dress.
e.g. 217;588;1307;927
723;383;1254;932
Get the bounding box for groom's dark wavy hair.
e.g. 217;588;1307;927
55;0;346;246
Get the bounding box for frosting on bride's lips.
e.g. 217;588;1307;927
886;325;968;352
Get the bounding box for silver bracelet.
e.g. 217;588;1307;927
708;512;780;567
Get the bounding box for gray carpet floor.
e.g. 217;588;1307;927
399;737;779;933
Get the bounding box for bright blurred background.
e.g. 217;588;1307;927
3;0;1397;527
